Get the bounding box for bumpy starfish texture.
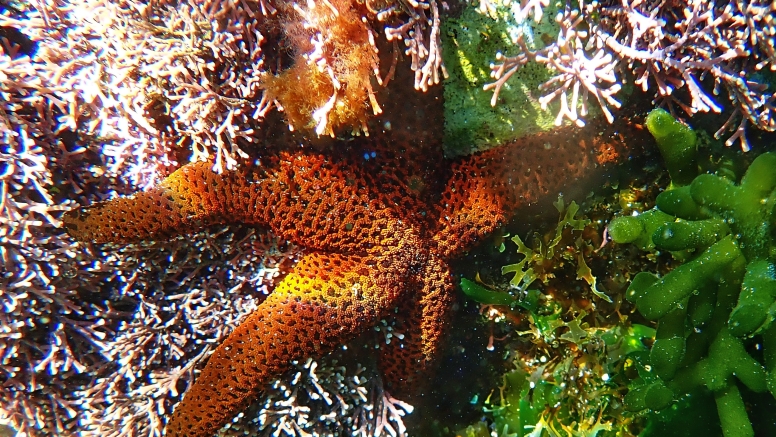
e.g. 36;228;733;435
62;120;648;436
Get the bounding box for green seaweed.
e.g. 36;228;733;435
459;194;663;435
607;209;674;250
645;108;698;187
611;111;776;437
502;198;611;301
460;277;516;306
627;235;742;321
475;321;655;437
459;277;541;312
651;219;729;251
654;185;708;220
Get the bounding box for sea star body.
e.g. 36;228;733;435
62;120;648;436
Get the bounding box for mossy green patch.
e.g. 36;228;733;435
441;0;560;156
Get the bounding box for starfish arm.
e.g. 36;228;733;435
165;251;408;437
62;153;406;253
433;158;511;258
433;120;651;257
378;256;455;392
62;161;255;244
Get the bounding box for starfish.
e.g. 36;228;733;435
62;119;648;436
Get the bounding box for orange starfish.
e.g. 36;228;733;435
62;120;647;436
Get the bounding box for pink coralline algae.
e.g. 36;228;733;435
486;0;776;151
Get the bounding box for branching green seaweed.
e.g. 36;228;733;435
457;108;776;437
458;197;659;436
501;198;612;302
644;108;698;187
452;302;655;437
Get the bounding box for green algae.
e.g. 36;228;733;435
645;108;698;187
501;198;612;301
454;108;776;437
609;110;776;437
460;277;541;312
459;320;655;437
456;193;662;436
627;235;742;321
607;209;674;250
651;219;730;251
440;0;560;156
460;277;516;306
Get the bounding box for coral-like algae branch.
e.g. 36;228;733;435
1;0;448;175
262;0;384;136
262;0;449;136
485;0;776;150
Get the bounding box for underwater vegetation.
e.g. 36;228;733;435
457;109;776;437
442;0;775;156
611;110;776;437
441;0;560;156
483;0;776;151
459;197;653;436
